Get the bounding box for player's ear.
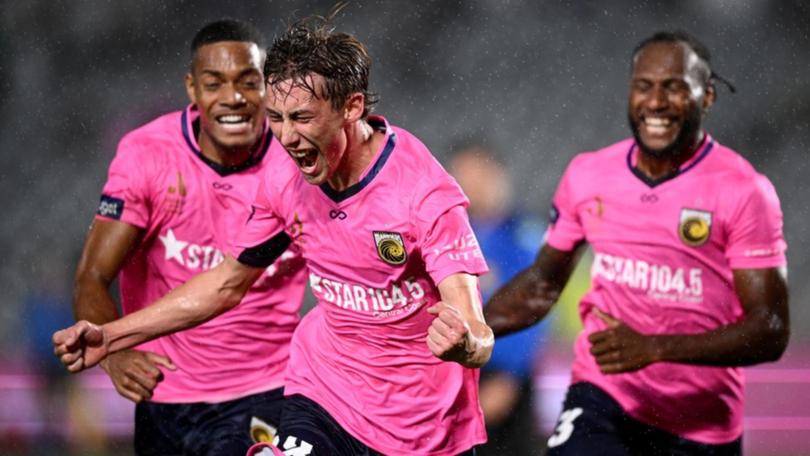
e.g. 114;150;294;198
185;73;197;105
703;83;716;113
343;92;364;123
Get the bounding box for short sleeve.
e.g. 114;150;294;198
414;176;488;285
545;156;586;251
230;175;290;268
725;174;787;269
96;136;151;228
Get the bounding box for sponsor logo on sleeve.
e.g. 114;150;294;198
679;208;712;247
373;231;407;265
743;248;782;258
97;194;124;219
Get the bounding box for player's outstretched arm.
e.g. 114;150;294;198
484;244;582;337
54;255;265;373
73;219;176;401
427;273;494;368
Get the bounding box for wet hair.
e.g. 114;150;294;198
264;5;378;118
632;30;736;93
190;19;264;58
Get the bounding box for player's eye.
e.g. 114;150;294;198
632;81;651;92
666;81;689;93
291;115;313;123
241;78;261;90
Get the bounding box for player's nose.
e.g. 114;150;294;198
645;85;668;111
279;120;299;147
221;83;246;106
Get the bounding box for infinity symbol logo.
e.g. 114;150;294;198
329;210;347;220
640;194;658;203
213;182;233;190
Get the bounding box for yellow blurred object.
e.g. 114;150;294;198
553;249;593;342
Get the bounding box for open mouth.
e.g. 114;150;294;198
216;114;252;133
641;116;676;136
289;149;319;174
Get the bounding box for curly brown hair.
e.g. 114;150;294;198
265;6;379;118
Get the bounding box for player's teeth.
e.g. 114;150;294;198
645;117;669;126
219;115;247;123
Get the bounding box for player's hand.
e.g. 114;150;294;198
100;349;176;403
52;320;110;373
426;301;475;365
588;308;658;374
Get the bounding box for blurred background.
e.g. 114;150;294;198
1;0;808;454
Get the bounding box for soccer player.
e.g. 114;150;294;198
55;14;493;456
72;20;306;455
485;31;789;455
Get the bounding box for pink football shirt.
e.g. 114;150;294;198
97;105;306;403
234;116;489;455
546;135;787;443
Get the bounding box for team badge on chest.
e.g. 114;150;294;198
678;208;712;247
373;231;407;265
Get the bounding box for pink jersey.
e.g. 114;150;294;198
546;135;787;443
234;116;489;455
97;105;306;403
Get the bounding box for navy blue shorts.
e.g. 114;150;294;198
134;387;284;456
547;382;742;456
274;394;477;456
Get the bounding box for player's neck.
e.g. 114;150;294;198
635;131;704;181
197;132;255;168
326;120;382;191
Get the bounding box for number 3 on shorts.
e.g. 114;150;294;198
547;407;583;448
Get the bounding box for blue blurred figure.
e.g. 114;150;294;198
449;142;547;455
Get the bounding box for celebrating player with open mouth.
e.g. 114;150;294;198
55;10;493;456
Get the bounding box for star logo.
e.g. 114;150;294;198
159;228;188;265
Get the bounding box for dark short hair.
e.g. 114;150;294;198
190;19;264;56
631;30;735;92
264;14;378;118
633;31;711;66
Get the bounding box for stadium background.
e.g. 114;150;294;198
1;1;808;454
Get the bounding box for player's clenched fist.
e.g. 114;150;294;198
52;320;110;373
427;301;494;368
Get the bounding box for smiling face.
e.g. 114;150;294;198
265;74;351;185
627;41;715;158
186;41;266;155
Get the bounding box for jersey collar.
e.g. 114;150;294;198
180;105;273;177
626;133;714;188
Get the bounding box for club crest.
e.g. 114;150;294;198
679;208;712;247
373;231;407;265
249;416;277;443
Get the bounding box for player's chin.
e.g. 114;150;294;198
300;171;327;186
639;137;678;157
212;128;263;149
297;161;329;185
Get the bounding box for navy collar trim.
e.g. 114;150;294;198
319;119;396;203
180;107;272;177
626;137;714;188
